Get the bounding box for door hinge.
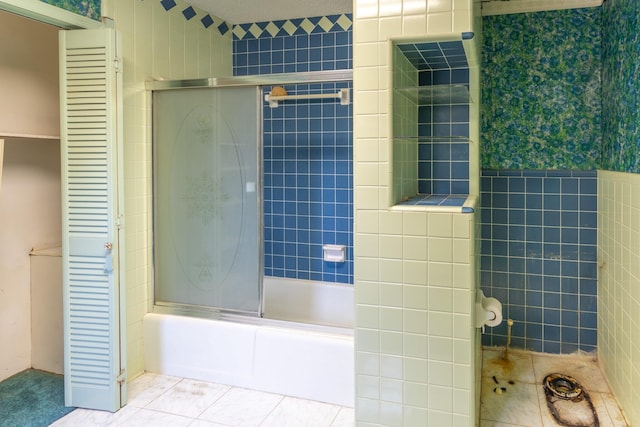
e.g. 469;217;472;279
116;369;126;385
116;214;124;230
114;57;121;73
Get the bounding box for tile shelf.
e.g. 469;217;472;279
391;194;477;213
394;84;471;105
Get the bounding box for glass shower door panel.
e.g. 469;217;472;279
153;87;260;314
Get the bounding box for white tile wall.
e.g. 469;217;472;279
598;170;640;426
105;0;232;378
391;45;418;204
353;0;482;424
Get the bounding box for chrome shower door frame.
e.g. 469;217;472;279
148;70;353;320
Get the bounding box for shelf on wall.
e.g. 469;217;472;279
391;194;477;213
394;84;471;105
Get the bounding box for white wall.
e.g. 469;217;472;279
0;9;62;382
0;10;59;138
598;170;640;426
0;138;61;381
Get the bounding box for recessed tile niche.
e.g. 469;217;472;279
392;36;475;209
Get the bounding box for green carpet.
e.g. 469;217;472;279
0;369;75;427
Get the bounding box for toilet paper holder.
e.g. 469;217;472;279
476;290;503;330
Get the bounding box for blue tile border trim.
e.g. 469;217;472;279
481;170;597;178
160;0;176;11
233;14;352;40
201;15;214;28
156;0;231;35
233;15;352;75
182;6;196;20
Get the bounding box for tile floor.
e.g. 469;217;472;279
51;348;629;426
50;373;354;427
480;347;629;426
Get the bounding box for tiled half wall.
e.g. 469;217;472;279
480;170;598;353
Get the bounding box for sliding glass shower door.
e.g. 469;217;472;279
153;86;261;315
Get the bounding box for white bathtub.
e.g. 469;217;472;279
143;277;354;407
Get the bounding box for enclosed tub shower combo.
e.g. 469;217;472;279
145;71;354;406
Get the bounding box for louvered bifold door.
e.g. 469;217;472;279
59;28;125;412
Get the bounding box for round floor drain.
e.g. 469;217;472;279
543;373;583;400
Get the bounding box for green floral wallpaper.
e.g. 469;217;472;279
40;0;100;21
601;0;640;173
481;8;601;170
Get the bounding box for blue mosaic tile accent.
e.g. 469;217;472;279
262;83;354;284
397;41;468;70
233;15;352;75
39;0;100;20
182;6;196;20
602;0;640;173
481;8;601;170
480;170;598;354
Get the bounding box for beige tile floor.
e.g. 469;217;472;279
480;348;629;427
50;373;354;427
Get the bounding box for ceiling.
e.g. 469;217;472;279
184;0;352;24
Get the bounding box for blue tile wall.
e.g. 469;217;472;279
417;141;470;194
481;8;601;170
233;15;352;75
233;15;354;285
263;83;353;283
602;0;640;173
418;68;470;195
480;170;598;354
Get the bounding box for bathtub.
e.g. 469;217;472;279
143;277;354;407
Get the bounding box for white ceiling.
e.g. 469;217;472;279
184;0;352;24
